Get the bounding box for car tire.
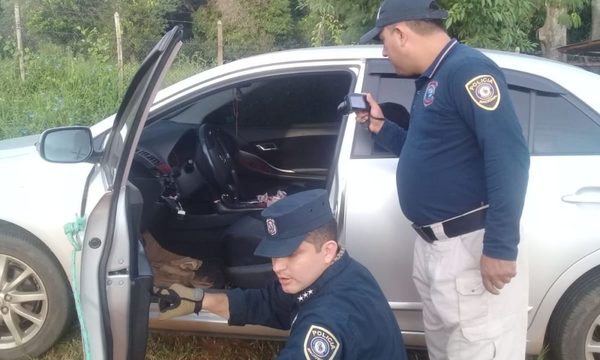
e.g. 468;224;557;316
0;229;74;359
547;269;600;360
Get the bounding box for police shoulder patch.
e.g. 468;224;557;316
303;325;340;360
465;74;501;111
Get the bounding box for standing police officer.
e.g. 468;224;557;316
357;0;530;359
158;189;407;359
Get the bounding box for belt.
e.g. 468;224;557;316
411;205;488;243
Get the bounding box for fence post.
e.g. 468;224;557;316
114;12;124;94
217;20;223;65
14;2;25;82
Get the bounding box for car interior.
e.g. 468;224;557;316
127;71;355;292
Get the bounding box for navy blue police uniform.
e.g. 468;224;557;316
225;189;407;360
373;39;529;261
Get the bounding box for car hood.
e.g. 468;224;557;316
0;134;39;159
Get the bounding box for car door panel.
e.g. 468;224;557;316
237;124;339;172
79;26;183;359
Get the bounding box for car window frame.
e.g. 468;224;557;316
355;59;600;158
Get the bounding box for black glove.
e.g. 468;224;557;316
157;283;204;320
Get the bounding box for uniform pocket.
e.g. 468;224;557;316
457;271;513;343
456;271;488;325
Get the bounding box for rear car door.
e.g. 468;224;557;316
78;27;182;359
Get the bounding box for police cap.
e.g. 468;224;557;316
359;0;448;44
254;189;333;258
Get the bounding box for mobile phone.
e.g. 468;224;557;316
345;93;370;112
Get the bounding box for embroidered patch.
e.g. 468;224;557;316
266;218;277;236
465;74;501;111
304;325;340;360
423;80;438;107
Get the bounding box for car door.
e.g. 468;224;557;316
343;60;425;336
503;75;600;325
77;26;182;360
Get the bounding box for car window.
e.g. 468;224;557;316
532;92;600;155
357;63;600;158
508;87;530;142
203;72;353;128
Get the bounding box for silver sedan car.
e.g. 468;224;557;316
1;27;600;359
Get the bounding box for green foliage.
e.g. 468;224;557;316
193;0;295;61
76;27;112;63
0;44;125;140
27;0;106;46
297;0;381;45
440;0;540;51
26;0;179;61
117;0;180;60
0;42;206;141
297;0;343;46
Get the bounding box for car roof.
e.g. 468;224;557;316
158;45;600;113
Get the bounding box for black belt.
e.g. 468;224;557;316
412;206;487;243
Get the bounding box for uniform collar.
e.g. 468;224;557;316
295;247;350;305
420;38;459;80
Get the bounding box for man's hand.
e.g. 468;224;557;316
157;283;204;320
355;93;385;134
480;255;517;295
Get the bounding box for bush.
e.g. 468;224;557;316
0;45;122;139
0;41;210;141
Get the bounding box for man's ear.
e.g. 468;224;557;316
393;22;411;46
323;240;339;263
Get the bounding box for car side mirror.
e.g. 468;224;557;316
38;126;94;163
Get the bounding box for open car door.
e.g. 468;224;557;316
75;26;182;359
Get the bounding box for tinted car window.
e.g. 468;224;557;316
508;87;531;142
533;93;600;155
204;72;352;127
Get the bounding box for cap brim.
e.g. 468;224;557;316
359;26;383;44
254;234;306;258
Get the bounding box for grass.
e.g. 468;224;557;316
0;44;207;141
36;325;431;360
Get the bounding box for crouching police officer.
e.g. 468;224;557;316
158;189;408;359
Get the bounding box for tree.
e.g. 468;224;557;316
439;0;539;52
593;0;600;39
297;0;380;46
538;0;588;60
26;0;179;60
193;0;294;61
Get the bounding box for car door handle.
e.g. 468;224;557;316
561;187;600;204
256;143;278;151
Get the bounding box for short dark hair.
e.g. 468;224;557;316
405;19;446;35
305;219;337;252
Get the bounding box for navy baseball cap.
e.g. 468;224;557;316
254;189;334;258
359;0;448;44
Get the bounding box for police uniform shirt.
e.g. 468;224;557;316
226;250;407;359
374;39;530;261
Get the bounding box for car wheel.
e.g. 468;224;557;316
0;229;73;359
548;269;600;360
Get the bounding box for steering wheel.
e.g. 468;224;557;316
197;124;240;200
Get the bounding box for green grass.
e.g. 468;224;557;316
0;45;206;141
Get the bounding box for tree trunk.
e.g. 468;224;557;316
538;3;567;61
593;0;600;40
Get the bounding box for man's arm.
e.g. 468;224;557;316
451;61;530;294
202;292;230;319
356;93;408;156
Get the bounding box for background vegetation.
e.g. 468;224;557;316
1;0;598;140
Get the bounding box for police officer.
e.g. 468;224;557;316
357;0;530;359
158;189;408;359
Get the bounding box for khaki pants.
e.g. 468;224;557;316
412;229;528;360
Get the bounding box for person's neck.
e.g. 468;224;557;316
417;33;452;74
